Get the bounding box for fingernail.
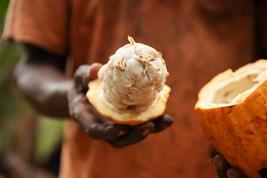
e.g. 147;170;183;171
227;168;244;178
164;114;174;120
213;155;225;171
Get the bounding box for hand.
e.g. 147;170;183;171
211;146;267;178
68;64;174;148
210;146;248;178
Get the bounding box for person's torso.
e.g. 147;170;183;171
60;0;254;178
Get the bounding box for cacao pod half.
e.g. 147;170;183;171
195;60;267;178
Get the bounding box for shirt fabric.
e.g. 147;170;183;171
3;0;255;178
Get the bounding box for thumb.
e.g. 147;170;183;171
74;63;102;93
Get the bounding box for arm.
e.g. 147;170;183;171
14;44;72;118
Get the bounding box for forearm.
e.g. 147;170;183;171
14;56;72;118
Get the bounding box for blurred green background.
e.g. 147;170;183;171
0;0;63;173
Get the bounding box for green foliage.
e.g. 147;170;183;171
36;117;63;161
0;39;27;153
0;0;9;22
0;40;25;119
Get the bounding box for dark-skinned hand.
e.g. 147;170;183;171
68;64;174;148
211;146;267;178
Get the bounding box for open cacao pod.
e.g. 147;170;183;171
195;60;267;178
87;37;170;125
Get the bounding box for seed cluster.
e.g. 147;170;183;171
98;36;169;113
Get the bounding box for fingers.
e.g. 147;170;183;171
68;88;97;127
68;88;86;117
68;87;126;140
68;88;130;141
87;115;173;148
87;123;130;141
74;63;102;93
69;84;174;148
109;122;155;148
227;168;248;178
153;114;174;132
212;155;247;178
108;114;173;148
259;168;267;178
211;149;248;178
87;123;112;139
212;154;230;178
74;65;91;92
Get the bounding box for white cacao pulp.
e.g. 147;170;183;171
98;36;169;113
87;36;170;125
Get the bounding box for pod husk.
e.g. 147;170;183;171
195;60;267;178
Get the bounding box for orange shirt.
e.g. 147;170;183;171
3;0;255;177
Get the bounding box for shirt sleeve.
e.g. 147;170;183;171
2;0;69;56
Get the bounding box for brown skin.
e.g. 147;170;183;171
14;44;71;118
210;147;248;178
211;147;267;178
